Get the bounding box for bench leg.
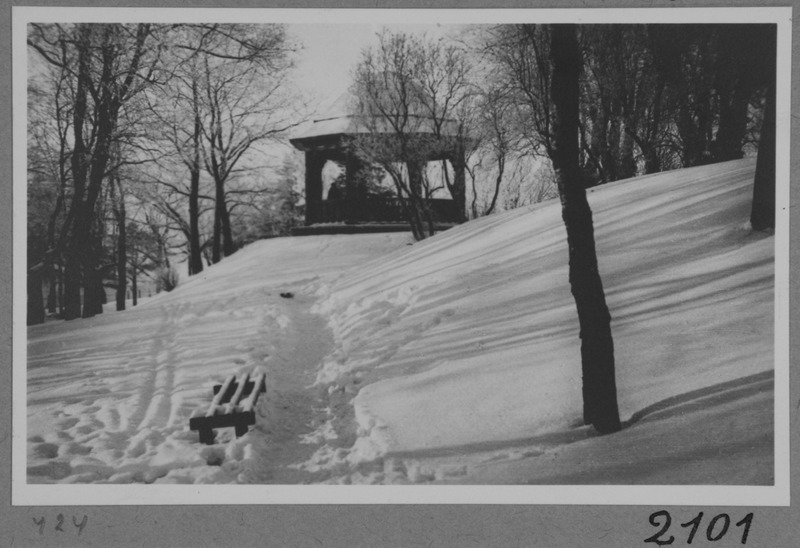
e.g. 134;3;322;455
234;423;249;438
198;428;215;445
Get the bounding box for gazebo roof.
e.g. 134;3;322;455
289;91;461;152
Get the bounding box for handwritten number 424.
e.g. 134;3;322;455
646;511;753;545
33;514;88;536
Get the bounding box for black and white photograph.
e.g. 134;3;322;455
9;3;792;524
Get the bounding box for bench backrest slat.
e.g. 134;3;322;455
240;373;266;413
206;374;235;417
224;373;250;414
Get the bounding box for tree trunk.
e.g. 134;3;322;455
221;200;236;257
485;152;505;216
62;26;91;322
189;87;204;275
211;173;236;261
212;180;223;263
618;123;637;180
65;24;127;319
407;159;433;240
63;207;89;321
62;252;82;321
713;27;752;163
714;87;750;162
751;49;776;231
78;30;117;320
605;113;621;182
642;142;661;175
110;173;126;311
188;166;203;275
45;191;65;316
131;269;138;307
46;259;58;314
116;200;127;311
550;24;621;434
82;257;104;318
27;267;45;326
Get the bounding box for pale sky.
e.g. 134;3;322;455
287;23;462;118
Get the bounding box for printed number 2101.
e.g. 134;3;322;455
645;511;753;545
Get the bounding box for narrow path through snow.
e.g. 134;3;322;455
231;291;338;483
27;233;413;484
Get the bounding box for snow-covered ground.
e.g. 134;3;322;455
21;159;780;496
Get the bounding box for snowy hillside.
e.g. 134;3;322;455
23;158;776;492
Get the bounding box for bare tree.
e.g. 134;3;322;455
468;84;526;217
414;36;475;222
109;164;127;311
146;34;209;275
140;24;299;268
479;25;556;159
550;24;621;433
351;30;474;239
27;66;73;322
192;24;299;262
28;23;162;319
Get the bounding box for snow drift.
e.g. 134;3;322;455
24;158;775;489
303;158;774;483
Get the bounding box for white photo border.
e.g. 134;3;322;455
11;5;792;506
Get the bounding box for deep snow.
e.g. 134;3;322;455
21;158;780;498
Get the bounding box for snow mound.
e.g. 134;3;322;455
25;159;775;489
309;159;774;483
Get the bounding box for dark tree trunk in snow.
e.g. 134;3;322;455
211;178;236;262
111;173;126;311
62;250;82;320
751;31;777;231
115;199;127;311
131;269;138;307
212;181;224;263
406;159;434;239
221;199;236;258
188;165;203;275
549;24;621;434
188;83;204;276
27;266;45;326
82;253;104;318
46;260;59;315
62;25;91;321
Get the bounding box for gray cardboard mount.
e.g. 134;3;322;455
2;1;798;546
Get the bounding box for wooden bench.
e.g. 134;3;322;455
189;372;267;445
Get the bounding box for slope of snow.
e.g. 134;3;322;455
303;158;775;484
24;233;413;485
21;158;778;497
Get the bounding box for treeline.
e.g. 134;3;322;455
27;23;304;324
350;23;776;240
485;24;775;183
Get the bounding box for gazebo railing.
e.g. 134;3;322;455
319;196;459;224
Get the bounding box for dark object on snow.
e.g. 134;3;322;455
280;292;294;299
189;372;267;445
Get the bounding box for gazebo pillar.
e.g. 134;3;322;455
344;152;368;223
304;151;326;225
451;149;468;223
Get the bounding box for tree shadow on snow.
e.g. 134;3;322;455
384;369;773;463
623;368;773;428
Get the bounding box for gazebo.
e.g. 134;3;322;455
289;93;468;233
